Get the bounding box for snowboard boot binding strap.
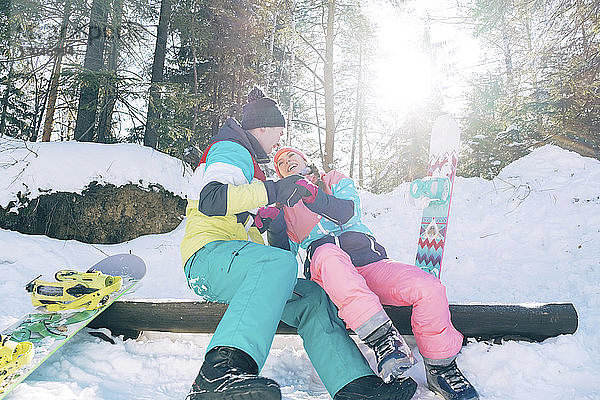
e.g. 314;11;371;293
26;270;122;311
410;177;451;205
0;335;34;385
187;346;281;400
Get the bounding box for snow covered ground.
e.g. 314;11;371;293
1;137;599;399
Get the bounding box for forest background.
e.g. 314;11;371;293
1;0;598;193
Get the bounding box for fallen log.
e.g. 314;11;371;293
88;300;578;342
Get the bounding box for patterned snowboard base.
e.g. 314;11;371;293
415;115;461;278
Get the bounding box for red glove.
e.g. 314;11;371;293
296;178;319;203
254;206;281;233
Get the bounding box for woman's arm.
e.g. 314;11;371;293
265;209;291;251
299;174;357;225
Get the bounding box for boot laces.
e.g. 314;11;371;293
212;356;246;376
368;325;406;362
431;361;470;392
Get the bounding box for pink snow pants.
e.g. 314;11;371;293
310;243;463;360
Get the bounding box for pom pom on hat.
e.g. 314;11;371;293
242;87;286;130
273;146;308;178
247;86;266;103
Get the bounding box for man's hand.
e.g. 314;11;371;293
264;175;311;207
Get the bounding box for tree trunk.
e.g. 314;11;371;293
210;51;223;135
190;2;199;136
42;0;72;142
29;69;48;142
144;0;171;149
358;98;364;187
500;13;515;105
323;0;335;171
266;9;278;92
0;1;16;139
285;1;296;144
313;73;324;166
211;67;219;135
73;0;109;142
97;0;123;143
350;42;362;178
191;45;199;136
90;300;579;343
0;61;14;138
365;135;376;192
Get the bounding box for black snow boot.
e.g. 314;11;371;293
425;359;479;400
334;374;417;400
186;346;281;400
363;321;415;382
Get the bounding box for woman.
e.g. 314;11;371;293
256;146;479;400
181;88;418;400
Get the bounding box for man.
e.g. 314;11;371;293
181;87;417;400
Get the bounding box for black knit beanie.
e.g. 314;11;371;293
241;87;286;130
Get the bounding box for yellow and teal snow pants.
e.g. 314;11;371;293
184;240;374;396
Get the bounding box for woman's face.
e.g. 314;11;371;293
277;151;308;178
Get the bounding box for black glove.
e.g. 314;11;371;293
264;175;311;207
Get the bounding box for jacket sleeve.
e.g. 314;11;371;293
304;177;356;225
266;209;291;251
197;141;269;216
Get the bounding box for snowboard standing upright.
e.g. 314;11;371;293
412;115;461;278
0;253;146;399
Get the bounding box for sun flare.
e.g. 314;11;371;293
369;8;434;113
374;49;433;112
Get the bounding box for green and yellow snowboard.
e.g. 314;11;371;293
0;253;146;398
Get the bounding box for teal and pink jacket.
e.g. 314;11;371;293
271;170;388;278
270;171;464;361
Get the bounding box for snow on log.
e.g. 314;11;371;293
88;301;578;342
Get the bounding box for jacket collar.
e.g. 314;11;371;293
211;118;269;164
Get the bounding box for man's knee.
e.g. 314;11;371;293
282;279;347;332
265;247;298;283
293;279;334;313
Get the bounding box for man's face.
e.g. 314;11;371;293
257;126;284;154
276;151;307;178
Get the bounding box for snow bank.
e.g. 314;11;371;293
0;138;191;208
1;141;599;399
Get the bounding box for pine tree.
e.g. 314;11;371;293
73;0;110;142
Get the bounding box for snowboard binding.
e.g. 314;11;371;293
25;270;122;312
410;177;451;206
0;335;34;385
